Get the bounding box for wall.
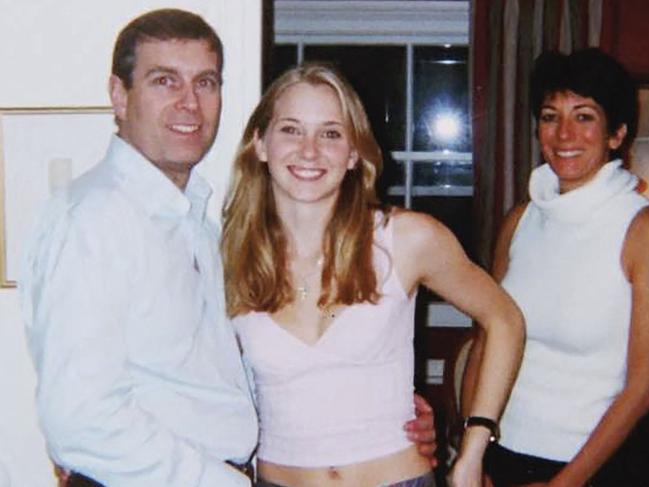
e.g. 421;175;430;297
0;1;261;485
600;0;649;82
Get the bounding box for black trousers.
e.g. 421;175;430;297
484;443;565;486
67;472;104;487
485;417;649;487
67;459;254;486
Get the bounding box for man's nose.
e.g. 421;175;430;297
177;85;199;111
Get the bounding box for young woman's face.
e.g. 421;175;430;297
254;82;358;210
538;90;626;193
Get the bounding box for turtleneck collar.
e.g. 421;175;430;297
529;160;638;223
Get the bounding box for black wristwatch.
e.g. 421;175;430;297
463;416;500;443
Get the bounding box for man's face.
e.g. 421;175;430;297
110;39;221;189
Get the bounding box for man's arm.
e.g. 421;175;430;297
22;208;249;487
404;394;438;467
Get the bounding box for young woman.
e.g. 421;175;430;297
465;48;649;487
221;64;524;487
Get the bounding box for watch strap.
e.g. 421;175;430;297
463;415;500;443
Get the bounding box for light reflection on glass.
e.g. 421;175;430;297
432;112;461;142
413;46;469;151
423;102;464;147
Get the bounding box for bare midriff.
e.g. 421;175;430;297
257;445;430;487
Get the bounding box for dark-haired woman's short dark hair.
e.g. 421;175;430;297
530;48;638;162
112;9;223;89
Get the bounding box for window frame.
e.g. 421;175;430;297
274;0;472;207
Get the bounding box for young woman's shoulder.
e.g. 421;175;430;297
391;208;458;250
391;209;465;275
390;208;472;294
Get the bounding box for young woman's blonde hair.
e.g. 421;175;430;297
221;63;386;317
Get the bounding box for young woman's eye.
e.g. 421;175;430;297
323;129;342;139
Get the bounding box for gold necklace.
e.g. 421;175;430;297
294;256;323;301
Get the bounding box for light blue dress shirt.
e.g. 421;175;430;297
20;135;258;486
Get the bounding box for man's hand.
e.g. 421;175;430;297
404;393;438;467
53;464;70;487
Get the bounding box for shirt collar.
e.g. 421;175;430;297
105;134;212;222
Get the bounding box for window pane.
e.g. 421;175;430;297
413;46;470;152
412;160;473;188
265;44;297;89
304;45;406;152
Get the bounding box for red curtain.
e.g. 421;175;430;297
600;0;649;82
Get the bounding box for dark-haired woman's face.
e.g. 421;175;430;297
538;91;626;193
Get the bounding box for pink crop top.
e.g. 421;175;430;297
233;213;417;467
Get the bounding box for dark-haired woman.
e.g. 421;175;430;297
465;48;649;487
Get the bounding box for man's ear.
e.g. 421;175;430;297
253;129;268;162
608;123;628;151
109;74;128;123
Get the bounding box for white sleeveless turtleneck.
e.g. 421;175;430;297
499;160;648;461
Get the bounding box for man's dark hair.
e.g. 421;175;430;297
112;8;223;89
530;47;638;162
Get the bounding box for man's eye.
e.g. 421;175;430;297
153;76;173;87
279;125;299;135
197;78;218;90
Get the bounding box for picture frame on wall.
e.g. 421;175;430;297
0;107;114;287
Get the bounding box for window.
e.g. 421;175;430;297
270;0;474;260
270;3;475;453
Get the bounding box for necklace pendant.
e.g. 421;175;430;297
297;285;308;300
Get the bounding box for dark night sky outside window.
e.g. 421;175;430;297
266;43;473;260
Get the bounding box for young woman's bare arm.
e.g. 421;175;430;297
393;210;525;487
460;203;527;417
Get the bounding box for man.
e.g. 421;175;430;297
21;9;435;487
